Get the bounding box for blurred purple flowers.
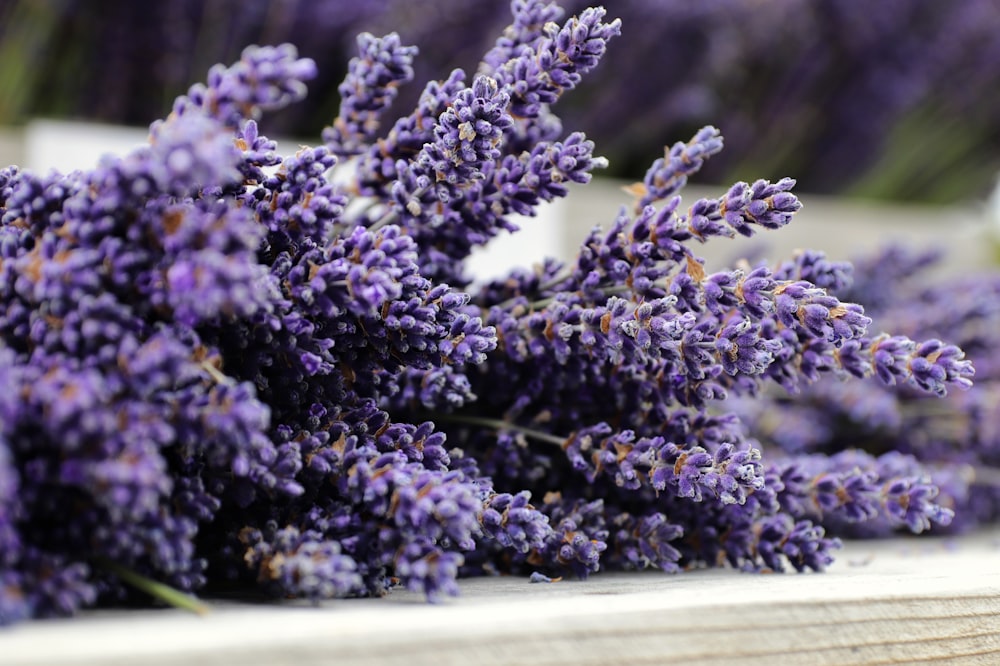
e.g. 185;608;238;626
4;0;998;201
0;0;984;626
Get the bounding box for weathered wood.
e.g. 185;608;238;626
3;530;999;665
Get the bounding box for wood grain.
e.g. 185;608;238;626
3;530;999;666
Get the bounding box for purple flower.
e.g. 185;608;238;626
765;450;959;537
721;178;802;234
356;69;467;199
324;32;418;156
809;469;881;523
234;120;281;183
481;0;566;73
393;538;464;601
714;315;781;376
375;420;451;470
753;515;841;573
167;43;317;129
391;365;478;411
609;511;683;572
479;491;552;553
632;126;724;210
7;550;97;620
650;438;765;505
773;281;870;342
390;470;482;550
239;523;361;600
419;76;513;186
145;113;243;195
908;339;975;396
0;8;984;625
495;6;621;117
254;146;345;244
773;250;854;293
533;495;608;578
858;334;975;396
882;477;954;533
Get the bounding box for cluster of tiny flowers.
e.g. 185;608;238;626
0;1;976;624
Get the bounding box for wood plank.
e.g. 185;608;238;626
3;530;999;666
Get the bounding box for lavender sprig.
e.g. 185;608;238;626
494;6;622;118
165;43;317;130
480;0;566;74
323;32;418;156
418;76;513;187
628;126;725;210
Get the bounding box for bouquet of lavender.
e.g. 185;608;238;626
0;1;977;624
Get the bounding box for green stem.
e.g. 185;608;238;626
200;360;235;386
497;281;632;311
431;412;567;447
95;558;210;616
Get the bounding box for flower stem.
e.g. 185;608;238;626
200;360;235;386
95;558;210;616
431;412;567;447
497;282;635;311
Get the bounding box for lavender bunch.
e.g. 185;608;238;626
0;1;977;625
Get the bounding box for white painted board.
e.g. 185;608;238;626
3;530;999;666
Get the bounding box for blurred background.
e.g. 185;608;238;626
1;0;999;203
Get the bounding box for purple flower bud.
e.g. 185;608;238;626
754;515;840;573
480;491;552;553
882;477;954;533
481;0;566;73
393;538;463;601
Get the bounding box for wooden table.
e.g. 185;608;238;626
3;529;999;666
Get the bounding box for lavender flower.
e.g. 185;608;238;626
630;126;724;210
392;538;464;601
882;477;954;533
419;76;513;186
479;491;552;553
752;516;840;573
166;43;318;129
323;32;418;156
530;495;608;578
239;523;361;600
609;511;683;572
494;6;622;118
481;1;566;73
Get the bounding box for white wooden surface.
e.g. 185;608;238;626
3;530;999;666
